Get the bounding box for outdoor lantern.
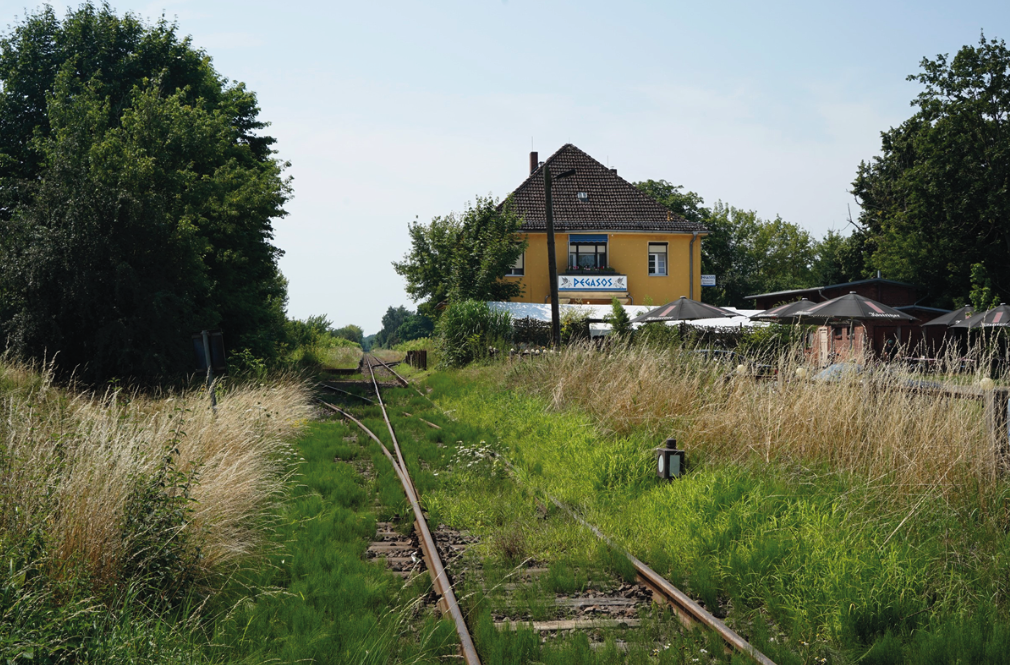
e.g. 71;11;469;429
655;438;686;480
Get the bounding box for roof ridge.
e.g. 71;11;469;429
503;143;706;234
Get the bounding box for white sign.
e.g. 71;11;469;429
558;275;628;291
701;274;717;287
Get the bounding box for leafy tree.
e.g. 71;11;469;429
396;315;434;343
0;5;289;381
810;229;869;286
393;196;526;315
681;202;819;307
635;181;820;306
634;180;709;226
969;263;1001;310
852;34;1010;307
374;306;411;348
285;315;334;348
333;324;364;345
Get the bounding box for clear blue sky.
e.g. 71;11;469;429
2;0;1008;333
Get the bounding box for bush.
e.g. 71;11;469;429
560;310;590;344
436;300;512;367
605;297;632;339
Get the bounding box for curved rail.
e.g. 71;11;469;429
379;362;775;665
322;355;481;665
333;351;771;662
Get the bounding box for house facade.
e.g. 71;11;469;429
502;144;707;305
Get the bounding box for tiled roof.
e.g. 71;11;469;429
504;144;706;234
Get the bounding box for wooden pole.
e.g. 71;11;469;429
544;167;561;347
986;388;1010;476
201;330;217;414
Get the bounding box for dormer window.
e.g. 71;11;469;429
576;192;589;202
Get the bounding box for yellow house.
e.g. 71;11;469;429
502;144;707;305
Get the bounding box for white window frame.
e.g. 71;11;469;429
648;243;668;276
506;250;524;276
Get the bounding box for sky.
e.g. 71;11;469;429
2;0;1009;334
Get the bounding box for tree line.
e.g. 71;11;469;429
0;4;293;383
399;35;1010;315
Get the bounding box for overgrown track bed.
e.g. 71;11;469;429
331;353;480;664
322;355;776;664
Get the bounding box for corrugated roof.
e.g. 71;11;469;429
504;144;707;233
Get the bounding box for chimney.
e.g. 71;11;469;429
529;151;538;174
610;168;617;175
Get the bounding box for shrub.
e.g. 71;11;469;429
560;310;590;344
436;300;512;367
605;297;632;339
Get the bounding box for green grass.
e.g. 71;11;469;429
347;376;762;663
419;365;1010;664
204;416;459;664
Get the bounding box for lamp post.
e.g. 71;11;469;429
544;166;575;347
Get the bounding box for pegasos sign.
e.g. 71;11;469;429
558;275;628;291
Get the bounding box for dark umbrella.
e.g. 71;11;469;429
799;292;916;322
750;298;815;321
950;303;1010;328
631;296;735;323
798;292;914;356
921;305;975;327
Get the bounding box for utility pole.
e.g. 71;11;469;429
544;166;575;347
544;167;561;347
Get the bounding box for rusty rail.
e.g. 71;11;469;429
352;357;773;664
488;451;776;665
322;355;481;665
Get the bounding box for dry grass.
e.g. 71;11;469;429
507;343;1000;501
0;358;311;589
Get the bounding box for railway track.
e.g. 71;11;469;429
321;352;775;665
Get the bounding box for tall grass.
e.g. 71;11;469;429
507;342;1001;504
0;357;311;661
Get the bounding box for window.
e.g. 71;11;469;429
576;192;589;202
506;251;524;276
569;241;607;269
648;243;667;276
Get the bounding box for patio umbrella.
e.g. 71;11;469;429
750;297;815;321
799;292;915;322
631;296;735;323
921;305;975;327
950;303;1010;328
799;292;915;355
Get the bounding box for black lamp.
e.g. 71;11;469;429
655;438;685;480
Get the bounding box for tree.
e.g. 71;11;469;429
393;196;526;315
852;34;1010;307
0;5;289;381
333;324;364;346
396;315;434;343
810;229;869;287
635;181;820;306
374;306;411;348
634;180;709;226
